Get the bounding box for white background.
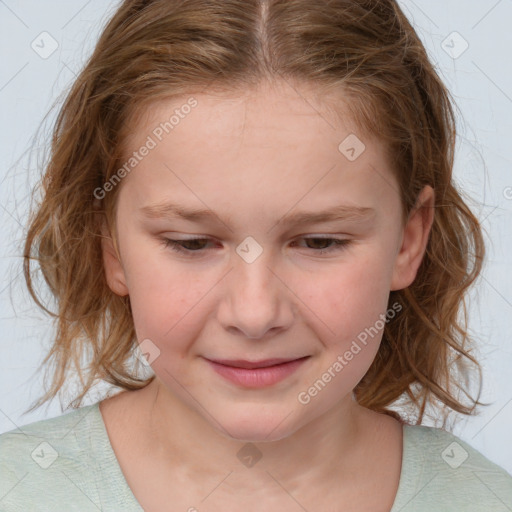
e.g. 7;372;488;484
1;0;511;475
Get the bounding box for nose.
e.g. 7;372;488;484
216;248;294;340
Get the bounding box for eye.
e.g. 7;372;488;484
290;236;352;254
161;237;213;255
161;236;352;257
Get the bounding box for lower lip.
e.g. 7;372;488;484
206;357;309;388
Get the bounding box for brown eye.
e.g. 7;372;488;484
292;237;351;254
162;238;213;254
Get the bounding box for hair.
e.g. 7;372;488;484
22;0;486;426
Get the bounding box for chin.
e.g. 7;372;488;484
212;406;302;443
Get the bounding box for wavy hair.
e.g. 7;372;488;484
23;0;486;425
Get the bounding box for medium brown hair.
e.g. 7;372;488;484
23;0;486;425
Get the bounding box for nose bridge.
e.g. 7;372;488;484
232;236;279;299
216;236;291;338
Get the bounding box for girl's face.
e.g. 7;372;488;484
102;80;433;441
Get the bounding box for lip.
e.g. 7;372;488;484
205;356;310;388
209;358;304;369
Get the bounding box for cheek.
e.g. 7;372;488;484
297;262;391;402
297;251;393;385
304;255;392;334
121;242;212;349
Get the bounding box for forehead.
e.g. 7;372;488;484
117;80;401;221
124;79;373;151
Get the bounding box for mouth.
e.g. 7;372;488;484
204;356;310;388
208;357;309;369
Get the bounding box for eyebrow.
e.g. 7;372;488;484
139;201;376;227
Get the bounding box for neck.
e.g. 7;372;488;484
141;378;375;494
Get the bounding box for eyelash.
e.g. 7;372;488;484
161;237;352;256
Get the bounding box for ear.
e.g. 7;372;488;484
100;216;129;297
390;185;435;291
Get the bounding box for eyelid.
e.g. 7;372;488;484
160;235;353;257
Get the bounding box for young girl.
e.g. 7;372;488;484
1;0;511;510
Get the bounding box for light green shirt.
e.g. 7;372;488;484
1;401;511;511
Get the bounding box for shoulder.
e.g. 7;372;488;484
0;404;100;510
1;403;96;464
0;402;140;511
391;424;512;512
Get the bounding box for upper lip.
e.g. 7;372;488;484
207;357;308;369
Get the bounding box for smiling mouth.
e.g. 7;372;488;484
204;356;311;388
207;356;310;369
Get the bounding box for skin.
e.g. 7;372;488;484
100;79;435;510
